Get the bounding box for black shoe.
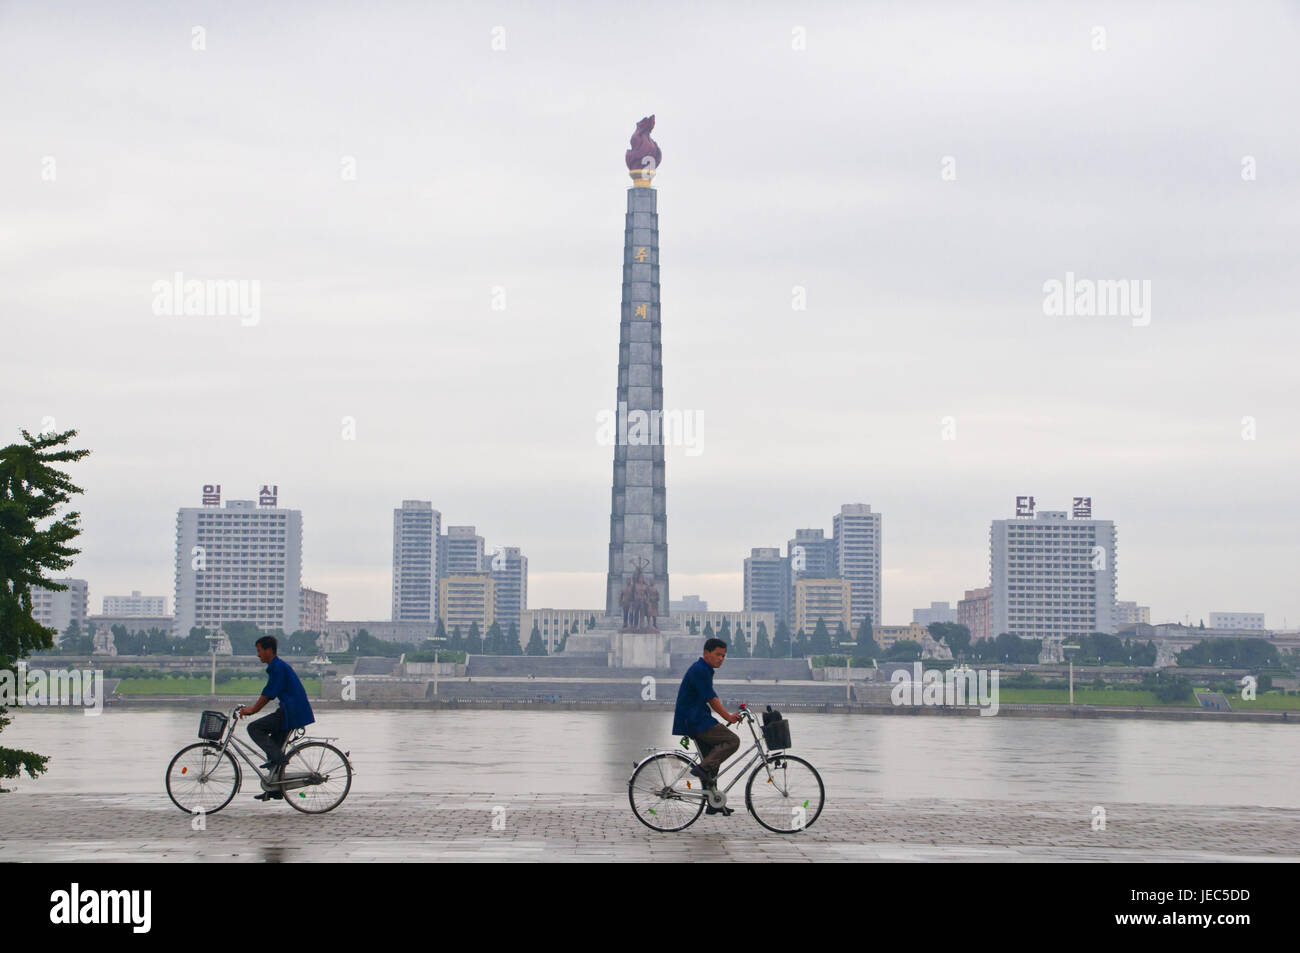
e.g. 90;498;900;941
253;791;284;801
705;805;735;816
689;764;717;786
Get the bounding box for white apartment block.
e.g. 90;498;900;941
990;508;1117;639
392;500;440;622
174;496;303;637
833;503;882;629
1209;612;1265;631
102;591;168;616
1115;600;1151;626
489;546;527;637
670;610;777;644
31;578;89;637
520;608;600;652
913;601;958;626
441;526;485;576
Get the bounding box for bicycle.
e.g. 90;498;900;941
165;707;353;816
627;704;825;833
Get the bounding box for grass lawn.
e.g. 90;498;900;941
1227;693;1300;711
115;676;322;696
1000;687;1300;710
998;688;1194;707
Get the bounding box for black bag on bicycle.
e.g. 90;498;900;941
761;706;792;750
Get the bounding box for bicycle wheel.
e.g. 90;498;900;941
280;742;352;814
628;752;706;832
745;754;825;833
166;743;240;815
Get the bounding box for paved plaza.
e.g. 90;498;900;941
1;792;1295;862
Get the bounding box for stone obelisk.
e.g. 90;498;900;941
605;115;669;626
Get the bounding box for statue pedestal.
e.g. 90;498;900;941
560;615;688;669
613;630;669;669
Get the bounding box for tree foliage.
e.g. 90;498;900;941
0;429;90;790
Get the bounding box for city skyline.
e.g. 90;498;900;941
4;3;1298;626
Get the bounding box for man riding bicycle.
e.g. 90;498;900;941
238;635;315;801
673;637;740;816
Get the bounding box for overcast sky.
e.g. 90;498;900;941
3;1;1298;627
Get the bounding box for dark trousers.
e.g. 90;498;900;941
693;723;739;775
248;710;288;766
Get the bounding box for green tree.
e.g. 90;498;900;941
717;619;731;646
446;624;463;652
791;628;808;658
855;617;880;659
483;621;504;655
731;627;751;659
927;622;970;658
587;615;597;631
465;622;482;654
833;622;847;651
112;624;140;655
286;630;318;655
753;622;771;658
557;631;568;653
506;622;521;655
59;618;92;655
145;627;170;654
0;428;89;791
222;620;265;655
772;621;791;658
687;618;699;636
810;618;832;655
526;622;546;656
886;639;921;661
702;621;715;640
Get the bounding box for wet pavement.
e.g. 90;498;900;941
1;791;1294;862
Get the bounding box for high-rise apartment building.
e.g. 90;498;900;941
441;526;484;576
793;577;851;636
744;547;790;625
989;507;1117;640
31;578;89;637
832;503;882;630
173;494;302;637
958;586;992;641
488;545;528;637
300;586;328;632
392;501;440;622
913;601;957;626
1115;601;1151;626
102;591;167;616
439;573;495;633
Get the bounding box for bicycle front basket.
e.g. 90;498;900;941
762;719;792;750
198;710;228;741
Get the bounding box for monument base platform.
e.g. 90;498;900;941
560;616;694;669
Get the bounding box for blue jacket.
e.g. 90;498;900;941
261;655;315;732
672;657;718;737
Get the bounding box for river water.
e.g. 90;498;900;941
4;709;1294;806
